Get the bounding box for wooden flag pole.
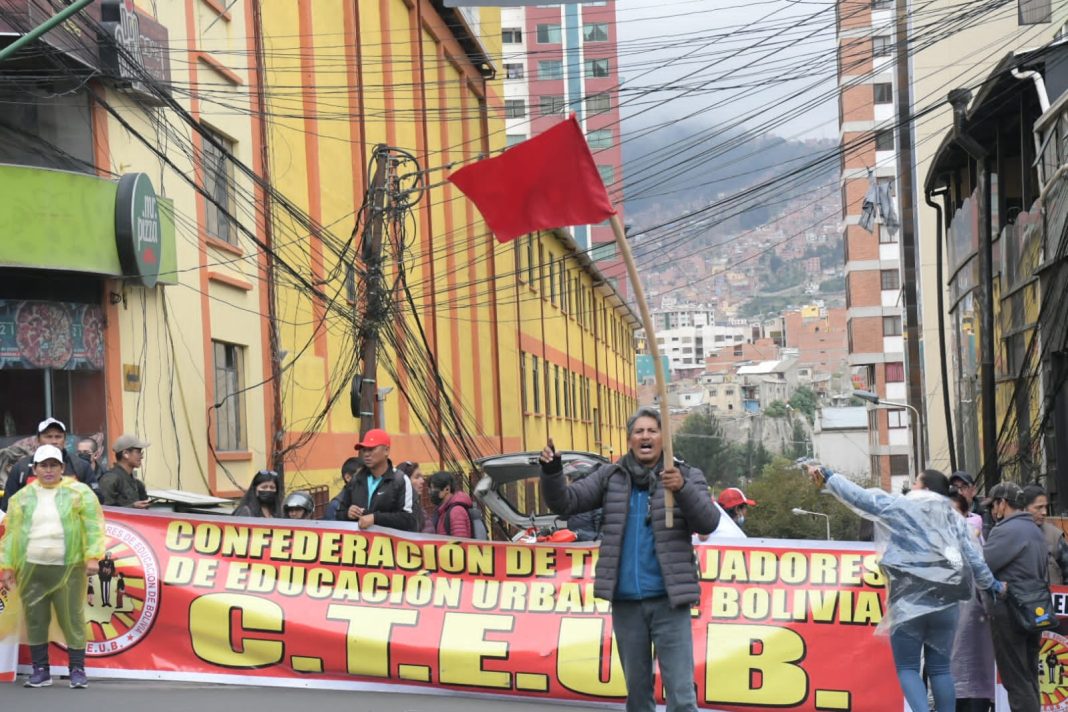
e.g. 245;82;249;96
609;213;675;527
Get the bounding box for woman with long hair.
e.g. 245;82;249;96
232;470;283;518
807;465;1005;712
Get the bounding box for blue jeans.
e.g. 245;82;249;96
612;597;698;712
889;605;960;712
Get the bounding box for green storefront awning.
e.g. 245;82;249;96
0;163;177;284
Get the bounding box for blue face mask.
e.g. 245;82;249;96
736;515;746;527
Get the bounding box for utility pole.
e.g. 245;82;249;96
356;146;389;435
894;0;927;473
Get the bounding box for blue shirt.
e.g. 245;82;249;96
614;486;667;600
367;475;384;505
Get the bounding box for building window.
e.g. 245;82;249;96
597;164;615;185
586;93;611;115
874;82;893;104
539;95;566;116
502;28;522;44
549;257;557;303
872;35;892;57
527;237;536;285
1019;0;1052;24
531;356;540;413
505;99;526;118
880;269;900;290
889;454;910;476
585;58;610;77
875;129;895;151
883;316;902;336
872;0;893;8
506;133;526;147
536;24;562;44
520;353;528;412
538;60;564;80
213;341;246;451
202;128;236;244
885;361;905;382
504;63;524;79
587;128;612;149
879;224;899;243
887;409;909;428
583;23;608;42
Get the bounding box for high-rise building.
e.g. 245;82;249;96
836;0;912;492
500;1;625;291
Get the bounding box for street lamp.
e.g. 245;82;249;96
853;389;925;478
792;507;831;540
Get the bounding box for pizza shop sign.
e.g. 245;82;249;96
115;173;162;288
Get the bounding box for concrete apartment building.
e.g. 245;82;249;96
500;1;625;286
837;0;913;490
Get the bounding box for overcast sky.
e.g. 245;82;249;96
613;0;839;140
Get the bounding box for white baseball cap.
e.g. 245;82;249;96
37;417;67;434
33;444;65;464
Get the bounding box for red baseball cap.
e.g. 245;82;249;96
355;428;391;450
717;487;756;509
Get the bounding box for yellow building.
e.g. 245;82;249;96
255;2;638;499
0;0;271;498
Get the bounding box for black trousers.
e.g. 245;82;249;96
991;605;1041;712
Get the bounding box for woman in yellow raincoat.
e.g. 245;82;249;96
0;444;105;689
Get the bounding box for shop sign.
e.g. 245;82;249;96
99;0;171;101
0;300;105;371
115;173;162;288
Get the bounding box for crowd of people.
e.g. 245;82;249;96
1;408;1066;710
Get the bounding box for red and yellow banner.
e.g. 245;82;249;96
1;508;905;709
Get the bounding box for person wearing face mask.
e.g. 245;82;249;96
716;487;755;529
232;470;282;518
98;435;151;509
539;406;719;712
75;438;104;485
428;471;474;538
0;444;106;689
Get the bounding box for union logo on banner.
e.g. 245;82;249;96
1042;631;1068;710
83;522;162;656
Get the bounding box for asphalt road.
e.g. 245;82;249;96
2;677;614;711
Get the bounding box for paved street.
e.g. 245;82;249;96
2;677;611;711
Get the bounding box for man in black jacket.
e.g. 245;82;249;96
1;417;92;511
334;429;416;532
984;481;1048;712
540;407;719;712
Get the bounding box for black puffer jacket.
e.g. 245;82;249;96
333;463;416;532
541;456;719;606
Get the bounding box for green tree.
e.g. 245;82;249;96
764;400;788;418
743;459;871;540
786;418;811;461
673;411;738;488
788;386;819;422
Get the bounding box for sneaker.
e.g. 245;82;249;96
69;667;88;689
24;665;52;688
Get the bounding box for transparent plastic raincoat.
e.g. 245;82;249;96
824;474;997;644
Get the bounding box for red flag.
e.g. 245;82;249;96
448;115;616;243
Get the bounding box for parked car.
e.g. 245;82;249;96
472;450;608;541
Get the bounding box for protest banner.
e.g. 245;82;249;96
0;508;905;709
